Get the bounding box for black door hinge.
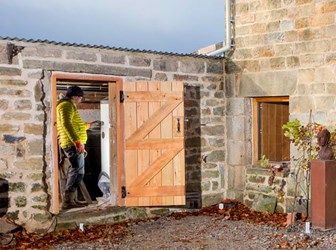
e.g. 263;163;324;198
120;90;124;103
121;186;126;198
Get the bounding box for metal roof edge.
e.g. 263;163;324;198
0;36;223;60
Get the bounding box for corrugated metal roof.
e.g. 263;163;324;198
0;36;223;59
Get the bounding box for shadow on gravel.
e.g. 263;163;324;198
3;200;321;250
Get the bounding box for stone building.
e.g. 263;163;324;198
0;37;225;232
215;0;336;215
2;0;336;233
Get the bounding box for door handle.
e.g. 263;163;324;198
177;117;181;133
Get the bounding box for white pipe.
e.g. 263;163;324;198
206;0;232;56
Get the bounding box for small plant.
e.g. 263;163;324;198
282;119;323;161
260;154;269;168
265;118;334;214
281;118;336;226
262;154;289;202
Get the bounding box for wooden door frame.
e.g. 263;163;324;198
51;72;124;214
252;96;289;165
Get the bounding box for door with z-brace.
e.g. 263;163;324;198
120;81;185;206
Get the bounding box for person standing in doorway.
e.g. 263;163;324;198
57;86;96;209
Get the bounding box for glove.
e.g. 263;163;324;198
74;140;84;153
90;120;102;128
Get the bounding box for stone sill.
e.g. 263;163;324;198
248;165;290;177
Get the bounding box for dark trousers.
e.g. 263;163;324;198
63;146;85;192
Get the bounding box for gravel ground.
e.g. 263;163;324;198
51;214;336;250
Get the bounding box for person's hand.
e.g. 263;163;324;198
74;140;84;153
90;120;102;128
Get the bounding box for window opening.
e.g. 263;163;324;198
253;97;290;165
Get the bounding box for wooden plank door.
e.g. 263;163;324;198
122;81;185;206
260;102;290;161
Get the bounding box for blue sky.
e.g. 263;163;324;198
0;0;224;54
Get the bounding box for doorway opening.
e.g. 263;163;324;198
51;73;123;214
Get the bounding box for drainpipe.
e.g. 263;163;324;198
206;0;233;56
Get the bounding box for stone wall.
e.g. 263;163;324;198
226;0;336;211
245;167;286;213
0;38;224;232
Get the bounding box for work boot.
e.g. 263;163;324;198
62;191;86;210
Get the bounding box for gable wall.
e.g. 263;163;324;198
0;39;224;232
226;0;336;211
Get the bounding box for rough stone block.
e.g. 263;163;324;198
22;47;63;58
149;208;170;216
24;124;43;135
0;88;31;97
298;68;315;83
201;181;211;191
207;138;224;147
227;140;245;165
300;53;324;66
201;75;223;83
9;182;25;192
32;194;48;203
0;159;7;170
66;51;97;62
22;60;152;78
286;56;300;68
0;219;19;234
154;72;168;81
201;125;224;136
173;74;198;81
280;20;294;31
202;170;219;179
3;135;26;143
202;193;223;207
226;98;245;116
153;59;178;72
0;67;21;76
27;173;44;181
2;112;31;120
14;100;32;110
207;61;223;74
226;189;244;201
14;158;43;170
226;116;245;140
314;96;335;111
239;71;297;97
101;54;126;64
203;150;225;163
252;195;277;213
180;61;205;74
0;80;27;86
315;66;335;82
270;57;286;70
0;100;8;110
129;57;151;67
32;212;52;222
31;183;44;192
14;196;27;207
128;207;148;219
28;140;43;155
285;30;298;43
248;175;266;184
326;83;336;94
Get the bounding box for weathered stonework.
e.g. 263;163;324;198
228;0;336;213
244;167;286;212
0;38;223;232
5;0;333;228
